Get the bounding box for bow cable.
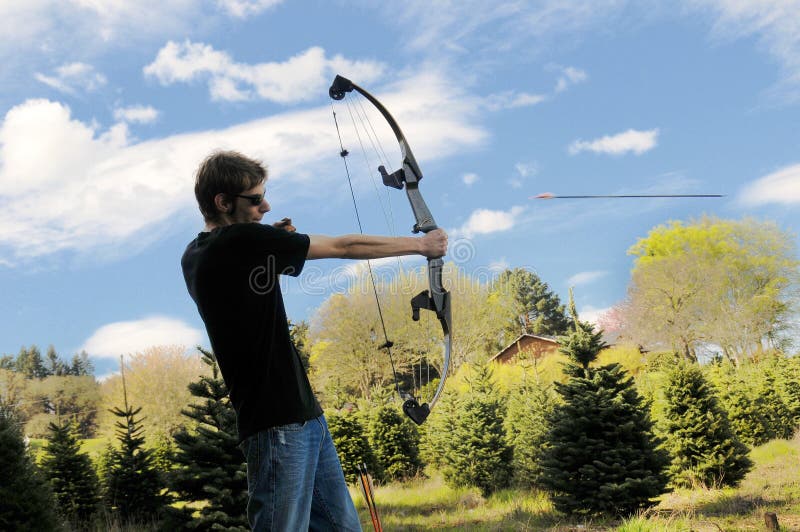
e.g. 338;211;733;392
331;104;406;401
329;74;453;425
345;96;437;397
343;98;399;234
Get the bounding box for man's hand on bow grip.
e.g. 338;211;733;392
420;229;447;258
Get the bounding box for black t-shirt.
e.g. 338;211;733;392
181;223;322;441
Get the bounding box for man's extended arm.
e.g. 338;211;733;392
307;229;447;260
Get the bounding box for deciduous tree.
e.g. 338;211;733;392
624;217;799;362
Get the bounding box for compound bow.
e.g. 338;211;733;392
329;74;452;425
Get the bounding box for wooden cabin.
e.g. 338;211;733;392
488;334;560;364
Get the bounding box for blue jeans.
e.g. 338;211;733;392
239;415;362;531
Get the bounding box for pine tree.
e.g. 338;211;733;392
16;345;48;379
441;364;512;497
0;408;59;531
505;379;553;487
756;370;795;440
328;411;379;485
367;404;422;482
165;348;248;531
661;362;752;488
69;351;94;377
45;345;72;377
539;301;669;516
778;356;800;427
419;391;459;472
492;268;570;339
103;361;166;525
41;420;101;526
103;404;166;523
717;379;773;446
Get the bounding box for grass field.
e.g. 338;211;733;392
27;434;798;530
351;435;800;531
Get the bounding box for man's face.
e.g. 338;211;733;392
229;182;270;224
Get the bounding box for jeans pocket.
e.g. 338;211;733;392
273;420;307;433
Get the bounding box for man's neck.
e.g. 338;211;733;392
204;218;232;232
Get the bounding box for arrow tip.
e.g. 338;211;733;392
531;192;555;200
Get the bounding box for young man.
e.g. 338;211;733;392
181;151;447;531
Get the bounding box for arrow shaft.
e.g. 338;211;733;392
534;194;723;199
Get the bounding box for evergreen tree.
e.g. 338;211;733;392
717;379;774;446
0;354;14;370
150;430;176;476
539;307;669;516
70;351;94;377
16;345;48;379
661;362;752;488
492;268;570;339
0;408;59;531
419;392;459;472
756;370;795;440
778;356;800;427
505;378;554;487
41;420;101;527
165;348;248;531
441;364;512;497
103;403;166;523
328;411;379;485
46;345;69;377
367;404;422;482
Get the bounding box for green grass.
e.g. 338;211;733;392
27;437;107;463
350;435;800;531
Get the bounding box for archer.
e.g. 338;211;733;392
181;150;447;531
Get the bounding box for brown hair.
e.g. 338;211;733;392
194;150;267;222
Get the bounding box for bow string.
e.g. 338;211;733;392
329;74;452;425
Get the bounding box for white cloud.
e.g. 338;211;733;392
515;162;537;177
34;62;107;95
689;0;800;102
389;1;800;104
488;258;510;273
113;105;160;124
738;163;800;206
0;1;207;52
392;1;628;57
144;41;386;104
554;65;588;92
0;70;486;262
567;270;608;286
341;256;402;280
483;90;547;111
456;206;525;238
509;162;537;189
80;316;204;359
462;173;479;186
216;0;284;18
578;305;612;326
569;128;659;156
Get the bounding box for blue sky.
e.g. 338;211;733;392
1;1;799;378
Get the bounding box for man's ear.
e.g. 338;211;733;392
213;193;233;214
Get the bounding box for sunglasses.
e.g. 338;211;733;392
234;193;264;206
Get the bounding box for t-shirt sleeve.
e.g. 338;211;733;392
224;223;310;277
